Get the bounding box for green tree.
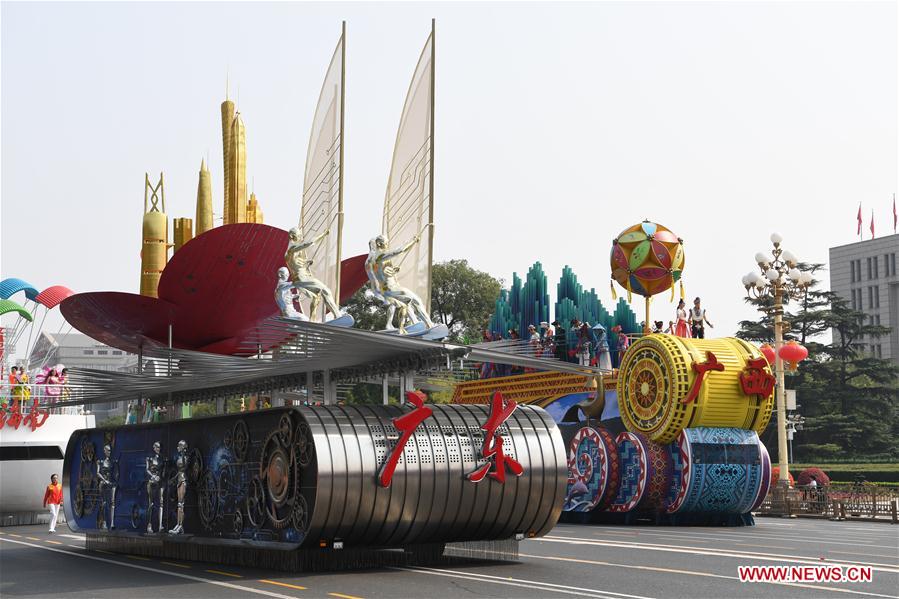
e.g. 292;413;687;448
736;264;898;462
343;289;389;331
430;259;501;343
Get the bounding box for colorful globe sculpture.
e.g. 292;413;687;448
610;220;684;300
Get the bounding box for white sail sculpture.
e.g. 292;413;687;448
296;22;347;323
382;20;436;315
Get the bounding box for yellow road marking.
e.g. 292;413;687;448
161;561;191;569
260;579;307;590
46;540;63;545
329;593;365;599
8;534;22;538
127;554;151;561
68;544;81;548
26;536;40;541
206;569;243;578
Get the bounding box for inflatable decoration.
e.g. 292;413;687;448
610;220;684;330
750;441;773;511
563;424;620;512
666;428;770;514
0;299;33;322
617;335;774;444
0;278;40;301
608;432;671;513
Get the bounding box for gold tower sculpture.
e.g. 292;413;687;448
226;112;248;224
246;191;264;223
195;158;213;234
140;173;168;298
173;218;194;252
221;97;235;224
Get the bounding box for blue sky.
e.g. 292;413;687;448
2;1;897;346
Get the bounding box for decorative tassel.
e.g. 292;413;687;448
610;280;617;301
626;279;632;304
680;280;685;300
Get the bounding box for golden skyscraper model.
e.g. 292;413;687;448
221;96;235;224
140;173;168;298
173;218;194;252
226;112;248;224
246;191;264;223
195;158;213;234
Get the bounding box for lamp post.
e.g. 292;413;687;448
742;233;812;489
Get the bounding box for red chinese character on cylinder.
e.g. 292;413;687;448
468;392;524;483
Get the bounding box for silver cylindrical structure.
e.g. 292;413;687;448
299;404;566;547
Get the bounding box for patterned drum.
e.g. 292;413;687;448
607;432;671;513
666;427;770;514
563;425;619;512
617;335;774;443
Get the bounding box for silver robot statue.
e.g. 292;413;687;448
275;267;309;320
168;440;188;535
284;227;343;322
366;234;434;331
145;441;165;533
97;444;117;530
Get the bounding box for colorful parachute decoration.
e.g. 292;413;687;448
0;278;39;301
610;220;685;331
0;278;74;368
0;299;33;321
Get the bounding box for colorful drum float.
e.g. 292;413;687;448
607;432;672;513
666;428;771;515
63;404;567;551
563;424;619;512
617;335;775;444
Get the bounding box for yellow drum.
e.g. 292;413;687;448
617;335;774;443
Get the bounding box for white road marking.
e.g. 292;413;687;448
59;534;85;540
392;565;654;599
0;537;297;599
538;536;899;572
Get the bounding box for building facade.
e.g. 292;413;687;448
28;332;140;420
829;234;899;364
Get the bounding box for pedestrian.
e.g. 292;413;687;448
552;321;566;361
592;323;612;370
689;297;714;339
43;474;63;533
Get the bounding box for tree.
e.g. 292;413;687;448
430;260;501;343
736;264;898;462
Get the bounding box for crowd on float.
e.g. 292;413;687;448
2;364;73;410
481;297;714;377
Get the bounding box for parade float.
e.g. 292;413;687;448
31;21;576;570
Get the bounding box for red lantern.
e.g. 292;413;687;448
759;343;776;365
778;341;808;371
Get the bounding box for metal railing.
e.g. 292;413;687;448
1;383;87;415
757;482;899;522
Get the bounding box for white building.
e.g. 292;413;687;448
828;233;899;365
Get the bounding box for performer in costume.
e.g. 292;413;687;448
674;299;692;338
284;227;343;322
367;234;435;330
275;267;308;320
145;441;164;533
168;440;188;534
689;297;714;339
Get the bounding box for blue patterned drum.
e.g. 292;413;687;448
666;427;769;514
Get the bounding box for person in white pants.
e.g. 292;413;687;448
43;474;63;533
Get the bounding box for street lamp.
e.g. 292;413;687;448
743;232;811;489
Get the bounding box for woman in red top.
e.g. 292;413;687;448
43;474;63;533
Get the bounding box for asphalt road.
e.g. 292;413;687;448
1;518;897;599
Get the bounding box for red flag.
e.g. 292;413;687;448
893;194;897;234
870;210;875;239
857;203;862;236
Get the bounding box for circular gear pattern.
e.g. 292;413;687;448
246;477;266;529
232;420;249;462
294;421;314;468
130;503;141;530
290;494;309;533
188;448;204;485
73;485;85;518
277;413;293;448
80;437;96;463
232;511;243;535
198;470;218;530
